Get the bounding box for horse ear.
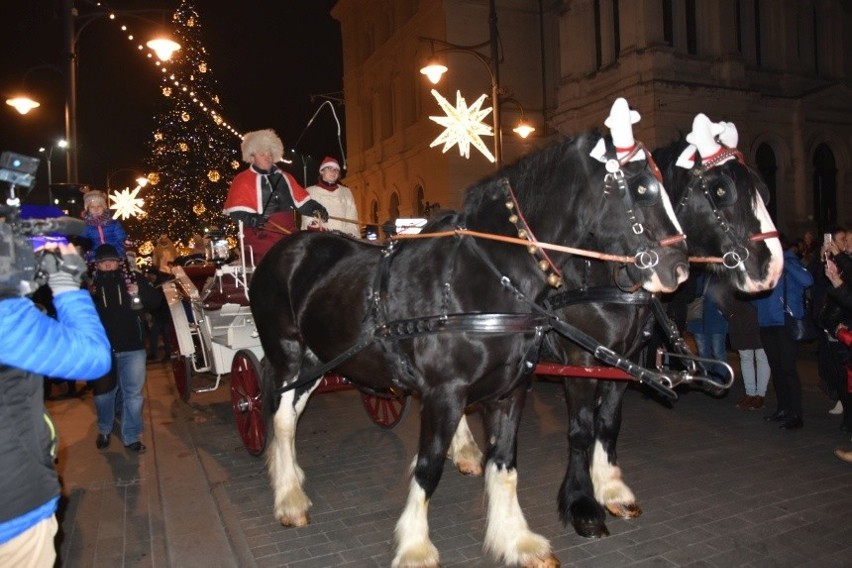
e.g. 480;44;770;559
717;121;739;149
685;113;722;159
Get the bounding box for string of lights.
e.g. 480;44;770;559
95;5;242;139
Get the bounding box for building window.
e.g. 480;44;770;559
389;192;400;220
370;199;379;223
594;0;602;69
812;144;837;235
662;0;673;47
685;0;697;54
415;185;425;216
755;143;777;222
754;0;762;66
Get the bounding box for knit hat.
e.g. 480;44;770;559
94;244;121;262
84;190;107;210
319;156;340;172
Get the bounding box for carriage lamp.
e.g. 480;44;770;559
206;231;230;266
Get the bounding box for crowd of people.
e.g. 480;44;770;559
684;228;852;458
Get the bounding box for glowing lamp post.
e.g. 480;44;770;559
38;140;69;204
418;0;534;167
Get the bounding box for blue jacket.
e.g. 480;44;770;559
752;250;814;327
82;219;127;260
0;290;111;544
687;273;728;335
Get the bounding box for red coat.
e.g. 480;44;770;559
223;167;310;215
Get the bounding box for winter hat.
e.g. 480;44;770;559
84;190;107;210
94;244;121;262
319;156;340;173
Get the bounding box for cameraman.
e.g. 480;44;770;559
0;241;111;566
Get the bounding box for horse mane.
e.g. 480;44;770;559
461;131;603;236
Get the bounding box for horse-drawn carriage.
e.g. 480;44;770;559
164;229;410;455
164;99;782;567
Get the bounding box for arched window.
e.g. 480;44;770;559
812;144;837;235
415;185;425;216
755;143;777;222
389;192;400;220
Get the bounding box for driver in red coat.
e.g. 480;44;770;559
223;129;328;260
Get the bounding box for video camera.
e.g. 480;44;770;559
0;151;87;297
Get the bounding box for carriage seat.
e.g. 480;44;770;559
181;265;217;294
202;274;252;310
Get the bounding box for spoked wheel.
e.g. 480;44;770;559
168;321;193;403
360;389;409;429
172;356;193;403
230;350;267;456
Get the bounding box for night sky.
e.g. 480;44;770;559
0;0;343;201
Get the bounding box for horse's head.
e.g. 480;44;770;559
462;98;688;295
656;114;783;293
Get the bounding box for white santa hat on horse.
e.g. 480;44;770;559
589;97;646;164
675;113;740;169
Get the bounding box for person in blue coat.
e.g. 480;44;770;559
0;241;111;567
687;272;729;387
753;238;814;429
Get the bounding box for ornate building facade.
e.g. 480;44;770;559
333;0;851;235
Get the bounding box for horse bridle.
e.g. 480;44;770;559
504;142;685;288
676;147;778;270
602;142;685;273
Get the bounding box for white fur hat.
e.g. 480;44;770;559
240;129;284;162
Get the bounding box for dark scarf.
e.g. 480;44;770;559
317;179;338;192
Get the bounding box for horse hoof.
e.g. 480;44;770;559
605;502;642;519
522;553;561;568
278;513;310;527
455;459;483;476
572;519;610;539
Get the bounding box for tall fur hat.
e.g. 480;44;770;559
240;129;284;162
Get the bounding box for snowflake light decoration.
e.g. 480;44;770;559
109;186;146;220
428;89;495;162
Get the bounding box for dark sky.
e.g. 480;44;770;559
0;0;343;200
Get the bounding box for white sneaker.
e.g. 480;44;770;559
829;400;843;415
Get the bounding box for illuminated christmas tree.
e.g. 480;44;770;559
135;0;240;249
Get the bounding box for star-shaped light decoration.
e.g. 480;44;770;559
109;186;146;220
428;89;495;162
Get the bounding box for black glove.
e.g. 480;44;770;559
42;249;87;295
248;213;267;228
312;203;329;222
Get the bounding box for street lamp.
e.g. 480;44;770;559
38;140;69;204
419;0;519;167
60;0;180;183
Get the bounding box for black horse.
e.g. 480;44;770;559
249;125;689;567
538;116;783;539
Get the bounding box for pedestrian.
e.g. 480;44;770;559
145;268;173;362
301;156;360;237
754;237;814;429
723;295;769;410
686;272;729;388
223;129;328;260
152;234;179;273
81;190;142;309
90;244;162;452
0;241;111;566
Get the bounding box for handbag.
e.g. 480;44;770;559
782;276;818;342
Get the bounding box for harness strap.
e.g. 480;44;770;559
545;285;652;311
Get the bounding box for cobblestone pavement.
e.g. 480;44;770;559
49;347;852;567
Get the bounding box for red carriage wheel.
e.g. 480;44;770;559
172;356;193;403
230;349;267;456
168;321;193;403
360;390;409;429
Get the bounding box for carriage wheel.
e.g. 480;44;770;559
230;350;267;456
168;321;193;403
172;356;193;403
360;390;409;430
